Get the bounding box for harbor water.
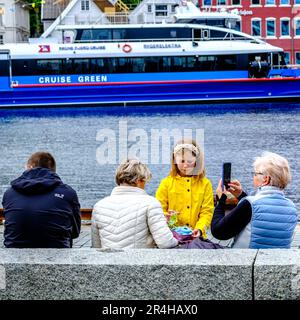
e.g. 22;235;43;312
0;102;299;211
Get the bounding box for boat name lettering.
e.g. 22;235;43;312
143;43;181;49
58;45;106;51
39;76;71;84
77;75;108;83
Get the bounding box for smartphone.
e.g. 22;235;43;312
222;162;231;190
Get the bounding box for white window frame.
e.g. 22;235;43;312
251;0;261;6
280;18;290;38
265;0;276;6
294;18;300;37
155;4;168;17
266;18;276;38
81;0;90;11
279;0;290;6
231;0;241;5
295;52;300;65
202;0;212;5
251;18;262;37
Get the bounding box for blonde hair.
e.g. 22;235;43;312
170;139;205;178
253;151;291;189
115;159;152;186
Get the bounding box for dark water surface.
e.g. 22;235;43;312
0;102;299;211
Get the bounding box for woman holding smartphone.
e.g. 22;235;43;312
212;152;297;249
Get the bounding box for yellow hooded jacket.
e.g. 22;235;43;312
156;175;214;238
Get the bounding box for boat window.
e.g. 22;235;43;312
10;54;248;76
144;57;159;72
92;29;112;41
63;58;73;74
198;56;216;71
75;27;192;42
80;30;93;41
73;59;90;73
216;55;237;70
132;58;144;73
113;29;126;40
90;59;104;73
0;60;9;76
36;60;63;75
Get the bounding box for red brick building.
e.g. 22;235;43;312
198;0;300;64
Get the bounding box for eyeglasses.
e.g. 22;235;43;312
252;171;264;176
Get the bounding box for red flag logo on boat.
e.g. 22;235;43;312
38;45;51;53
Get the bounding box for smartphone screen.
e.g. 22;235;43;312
222;162;231;190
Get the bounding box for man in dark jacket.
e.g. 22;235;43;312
2;152;81;248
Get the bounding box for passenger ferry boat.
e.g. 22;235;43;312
0;2;300;108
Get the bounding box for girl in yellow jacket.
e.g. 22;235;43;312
156;139;214;238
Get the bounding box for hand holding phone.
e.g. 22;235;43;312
222;162;231;191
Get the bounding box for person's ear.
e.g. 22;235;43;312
262;175;271;186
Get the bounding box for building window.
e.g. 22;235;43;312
252;20;261;36
284;52;290;64
281;19;290;36
265;0;275;5
296;0;300;5
280;0;290;5
155;5;168;16
203;0;212;4
251;0;260;5
0;35;3;44
81;0;90;11
296;52;300;64
217;0;226;5
266;19;276;37
147;5;152;13
295;19;300;36
232;0;241;4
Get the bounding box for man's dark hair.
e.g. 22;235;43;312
27;152;56;172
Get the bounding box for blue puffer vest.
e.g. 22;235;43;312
233;186;298;249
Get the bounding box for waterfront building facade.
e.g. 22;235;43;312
0;0;30;44
198;0;300;64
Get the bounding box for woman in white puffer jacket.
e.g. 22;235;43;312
91;159;178;249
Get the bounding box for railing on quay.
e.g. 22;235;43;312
0;208;92;221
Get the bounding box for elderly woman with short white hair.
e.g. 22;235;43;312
91;159;178;249
211;152;298;249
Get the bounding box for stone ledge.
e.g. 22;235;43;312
0;249;256;300
254;249;300;300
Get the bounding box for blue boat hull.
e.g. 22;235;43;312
1;78;300;107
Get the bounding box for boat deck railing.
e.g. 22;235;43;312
271;64;300;70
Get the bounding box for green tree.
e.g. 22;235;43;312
24;0;44;37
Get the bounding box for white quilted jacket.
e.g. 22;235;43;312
91;186;178;249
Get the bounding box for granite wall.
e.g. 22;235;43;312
0;248;299;300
